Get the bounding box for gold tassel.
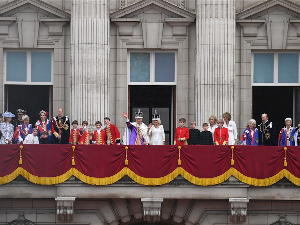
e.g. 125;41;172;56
19;145;23;165
72;146;75;166
178;146;181;166
125;146;128;166
231;146;234;166
284;147;287;167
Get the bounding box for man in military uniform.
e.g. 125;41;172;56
258;113;276;146
12;109;26;131
51;108;70;144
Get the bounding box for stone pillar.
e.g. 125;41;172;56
195;0;235;124
71;0;109;125
141;198;163;222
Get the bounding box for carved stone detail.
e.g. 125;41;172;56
141;198;163;222
8;212;34;225
237;20;265;36
229;198;249;223
55;197;76;221
0;0;70;18
271;214;294;225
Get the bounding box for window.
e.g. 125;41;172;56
128;51;176;85
253;52;300;85
5;50;53;84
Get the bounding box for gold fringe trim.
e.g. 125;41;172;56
126;167;180;186
0;167;21;185
19;168;73;185
231;168;284;186
3;167;300;186
180;167;233;186
284;169;300;186
73;168;127;185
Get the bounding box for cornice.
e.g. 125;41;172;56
110;0;195;19
0;0;70;18
237;0;300;19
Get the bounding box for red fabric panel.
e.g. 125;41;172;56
74;145;125;177
0;145;19;177
21;144;72;177
233;146;284;178
127;145;178;178
286;147;300;177
180;146;231;178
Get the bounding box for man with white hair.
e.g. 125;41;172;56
258;113;276;146
278;118;294;146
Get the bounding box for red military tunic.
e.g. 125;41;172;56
104;124;120;145
69;128;80;145
174;126;189;145
214;127;229;145
92;129;106;145
79;128;90;145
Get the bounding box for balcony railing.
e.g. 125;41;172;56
0;145;299;186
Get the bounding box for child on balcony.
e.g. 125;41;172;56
214;119;229;145
92;121;106;145
174;118;189;145
69;120;80;145
199;123;214;145
79;121;90;145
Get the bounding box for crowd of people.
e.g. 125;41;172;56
0;108;299;147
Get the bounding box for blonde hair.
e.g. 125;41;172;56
222;112;231;121
209;116;217;124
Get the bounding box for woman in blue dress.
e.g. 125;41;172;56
35;110;52;144
0;111;15;144
240;119;259;146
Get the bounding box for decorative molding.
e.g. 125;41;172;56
141;198;163;222
110;0;195;19
55;197;76;221
290;19;300;36
271;214;294;225
41;20;68;36
237;0;300;19
237;20;265;36
165;18;194;36
8;212;34;225
0;17;17;35
112;18;140;36
229;198;249;223
0;0;70;18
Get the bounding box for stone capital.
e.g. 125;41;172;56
0;17;17;35
55;197;76;221
41;19;69;36
229;198;249;222
141;198;163;222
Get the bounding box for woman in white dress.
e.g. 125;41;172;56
0;111;15;144
147;111;165;145
223;112;237;145
208;115;218;140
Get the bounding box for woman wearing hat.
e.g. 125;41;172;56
0;111;15;144
13;115;33;144
147;111;165;145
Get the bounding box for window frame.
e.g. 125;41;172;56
4;49;53;85
252;51;300;86
127;50;177;85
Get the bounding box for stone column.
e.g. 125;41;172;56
71;0;109;125
195;0;235;124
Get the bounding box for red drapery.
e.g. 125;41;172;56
0;145;300;186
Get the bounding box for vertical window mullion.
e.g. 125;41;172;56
274;53;278;84
27;51;31;83
151;52;155;83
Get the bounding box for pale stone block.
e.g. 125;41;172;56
38;22;48;37
241;75;251;89
236;49;241;63
116;61;127;75
110;48;117;62
8;22;18;38
241;62;251;76
116;75;127;88
110;62;116;75
36;213;56;223
64;48;71;62
248;214;268;224
74;213;104;225
116;87;127;101
235;62;241;76
0;213;6;223
132;23;143;36
64;24;71;36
